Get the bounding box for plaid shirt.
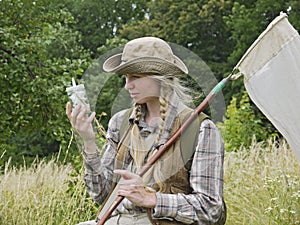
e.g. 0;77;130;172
83;94;225;224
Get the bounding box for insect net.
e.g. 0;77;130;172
235;12;300;161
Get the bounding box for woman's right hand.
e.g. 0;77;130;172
66;102;96;145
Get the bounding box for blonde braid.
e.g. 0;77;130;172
134;103;142;124
154;95;168;145
151;85;172;191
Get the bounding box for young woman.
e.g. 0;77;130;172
66;37;226;225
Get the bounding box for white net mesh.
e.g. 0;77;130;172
236;12;300;161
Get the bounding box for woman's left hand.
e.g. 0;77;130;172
114;169;157;208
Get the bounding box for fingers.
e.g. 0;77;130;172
75;104;87;122
114;170;156;207
114;170;144;190
66;102;72;118
66;102;95;128
114;170;140;180
114;170;141;191
76;107;95;124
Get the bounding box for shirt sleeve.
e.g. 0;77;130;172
152;119;225;224
83;110;126;205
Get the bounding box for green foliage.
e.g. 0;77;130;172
224;0;290;68
0;0;91;166
97;36;128;55
217;92;276;151
62;0;148;57
288;0;300;30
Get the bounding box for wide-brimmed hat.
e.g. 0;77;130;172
103;37;188;75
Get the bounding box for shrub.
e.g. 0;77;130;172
217;91;276;151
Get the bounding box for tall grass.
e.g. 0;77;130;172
0;140;299;225
224;140;300;225
0;158;96;225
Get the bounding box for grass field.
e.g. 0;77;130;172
0;140;299;225
224;140;300;225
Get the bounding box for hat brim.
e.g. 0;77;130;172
103;54;188;75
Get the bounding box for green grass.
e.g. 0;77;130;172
0;140;299;225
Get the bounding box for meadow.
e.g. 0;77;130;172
0;140;299;225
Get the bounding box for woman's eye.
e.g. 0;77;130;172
131;75;143;80
126;74;143;80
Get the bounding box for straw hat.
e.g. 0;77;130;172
103;37;188;75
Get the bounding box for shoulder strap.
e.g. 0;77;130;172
180;110;209;168
119;107;133;142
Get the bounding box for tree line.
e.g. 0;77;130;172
0;0;299;166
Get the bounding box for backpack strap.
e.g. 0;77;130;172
180;110;209;168
119;107;133;143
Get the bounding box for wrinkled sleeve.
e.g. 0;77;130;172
152;119;225;224
83;110;127;205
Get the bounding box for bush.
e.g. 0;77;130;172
217;91;277;151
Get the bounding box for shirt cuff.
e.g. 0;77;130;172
81;149;100;160
152;193;178;219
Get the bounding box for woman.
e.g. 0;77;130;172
67;37;226;225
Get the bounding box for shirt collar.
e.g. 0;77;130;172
128;92;188;143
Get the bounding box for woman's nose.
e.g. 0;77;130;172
124;77;133;90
